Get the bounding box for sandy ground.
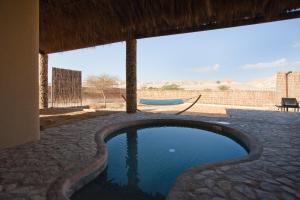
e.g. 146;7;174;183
40;103;228;130
40;107;120;130
40;102;285;130
138;103;228;117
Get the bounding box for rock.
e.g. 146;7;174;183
31;195;45;200
204;179;215;188
234;185;256;199
194;174;205;180
201;170;215;175
5;183;17;191
212;197;226;200
195;188;212;195
260;182;280;191
280;186;300;198
230;191;248;200
212;186;226;197
255;189;279;200
276;177;294;187
219;166;231;171
280;192;296;200
217;180;231;191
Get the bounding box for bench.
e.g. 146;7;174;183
276;98;299;112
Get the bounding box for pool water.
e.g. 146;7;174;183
140;98;184;105
72;126;248;200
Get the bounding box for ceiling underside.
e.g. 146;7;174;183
40;0;300;53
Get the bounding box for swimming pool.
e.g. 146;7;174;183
71;125;247;200
140;98;184;105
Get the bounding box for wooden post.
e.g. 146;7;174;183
39;53;48;109
126;39;137;113
285;71;292;97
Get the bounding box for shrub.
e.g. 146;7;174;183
203;88;212;92
161;84;181;90
218;85;230;91
148;87;158;90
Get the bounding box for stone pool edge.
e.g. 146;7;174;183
46;118;262;200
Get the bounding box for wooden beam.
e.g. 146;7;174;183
126;39;137;113
39;53;48;109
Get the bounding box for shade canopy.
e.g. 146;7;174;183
40;0;300;53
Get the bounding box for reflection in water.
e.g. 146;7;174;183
126;128;139;188
72;127;164;200
72;126;247;200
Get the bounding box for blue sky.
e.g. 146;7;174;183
49;18;300;82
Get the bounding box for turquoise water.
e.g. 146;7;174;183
72;126;247;200
140;98;184;105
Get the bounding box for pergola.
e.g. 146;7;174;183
1;0;300;148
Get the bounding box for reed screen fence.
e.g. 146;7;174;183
51;67;82;107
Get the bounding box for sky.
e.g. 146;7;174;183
49;18;300;82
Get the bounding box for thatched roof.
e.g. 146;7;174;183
40;0;300;53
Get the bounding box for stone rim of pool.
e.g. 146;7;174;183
47;118;262;200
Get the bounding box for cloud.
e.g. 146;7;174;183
193;64;220;73
292;42;300;48
241;58;289;70
241;58;300;71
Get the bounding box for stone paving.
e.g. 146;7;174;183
0;110;300;200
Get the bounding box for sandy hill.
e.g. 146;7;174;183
138;75;276;91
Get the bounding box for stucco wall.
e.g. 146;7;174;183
0;1;39;149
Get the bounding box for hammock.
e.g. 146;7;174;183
121;94;201;115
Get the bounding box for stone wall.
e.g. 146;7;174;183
51;71;300;108
138;90;275;107
276;72;287;104
138;71;300;107
289;72;300;101
276;71;300;104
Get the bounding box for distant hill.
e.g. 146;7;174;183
84;75;276;91
137;75;276;91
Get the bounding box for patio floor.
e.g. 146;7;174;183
0;110;299;200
